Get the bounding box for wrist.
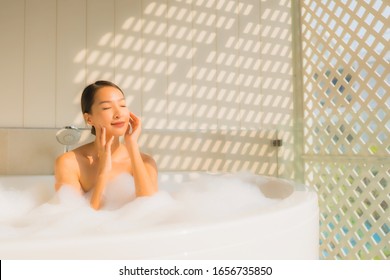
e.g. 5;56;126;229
97;173;109;182
125;139;139;151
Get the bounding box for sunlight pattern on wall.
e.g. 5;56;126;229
71;0;294;176
0;0;293;176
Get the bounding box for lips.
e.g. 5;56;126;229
111;121;125;127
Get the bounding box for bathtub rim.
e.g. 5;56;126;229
0;172;319;259
0;172;318;226
0;172;318;243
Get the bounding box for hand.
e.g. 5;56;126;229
95;126;114;175
125;112;142;145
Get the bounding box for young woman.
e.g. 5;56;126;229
54;81;158;210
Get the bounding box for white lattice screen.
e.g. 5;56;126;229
300;0;389;259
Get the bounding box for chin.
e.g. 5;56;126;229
109;127;127;137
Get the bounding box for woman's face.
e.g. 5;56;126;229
85;86;130;136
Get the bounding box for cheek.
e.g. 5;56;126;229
123;108;130;118
93;111;111;123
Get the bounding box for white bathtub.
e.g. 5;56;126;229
0;172;319;259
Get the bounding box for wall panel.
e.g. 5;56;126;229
216;0;240;129
260;0;293;130
24;0;56;127
56;0;87;127
192;0;217;129
142;0;168;129
0;0;24;127
115;0;143;116
166;0;194;129
86;0;115;84
238;0;261;129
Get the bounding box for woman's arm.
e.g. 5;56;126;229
55;150;109;210
90;126;114;210
89;174;109;210
127;143;158;196
125;113;158;196
54;152;82;193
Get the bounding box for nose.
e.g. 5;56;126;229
113;107;121;119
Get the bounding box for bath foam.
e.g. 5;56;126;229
0;172;281;240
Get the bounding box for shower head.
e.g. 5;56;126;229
56;126;81;150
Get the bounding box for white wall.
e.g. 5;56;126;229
0;0;294;175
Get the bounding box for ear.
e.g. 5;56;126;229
84;113;94;126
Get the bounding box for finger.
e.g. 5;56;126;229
127;122;133;134
129;112;138;123
95;125;103;150
129;112;134;123
95;124;100;139
106;136;114;151
101;126;106;146
128;112;137;132
129;112;141;128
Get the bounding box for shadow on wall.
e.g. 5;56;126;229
0;128;280;175
72;0;293;130
139;129;280;174
0;0;294;176
70;0;294;177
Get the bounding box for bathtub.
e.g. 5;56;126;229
0;172;319;259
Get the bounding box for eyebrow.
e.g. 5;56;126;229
98;98;126;105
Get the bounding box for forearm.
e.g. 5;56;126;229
127;142;158;196
90;174;109;210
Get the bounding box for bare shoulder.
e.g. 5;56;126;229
140;152;158;188
55;150;78;169
141;152;157;169
54;146;87;191
56;142;92;165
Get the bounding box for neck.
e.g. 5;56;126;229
93;136;121;155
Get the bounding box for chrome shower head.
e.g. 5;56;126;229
56;126;81;152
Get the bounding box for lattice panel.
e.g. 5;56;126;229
301;0;389;156
300;0;389;259
305;160;389;259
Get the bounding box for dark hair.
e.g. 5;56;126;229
81;80;124;135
